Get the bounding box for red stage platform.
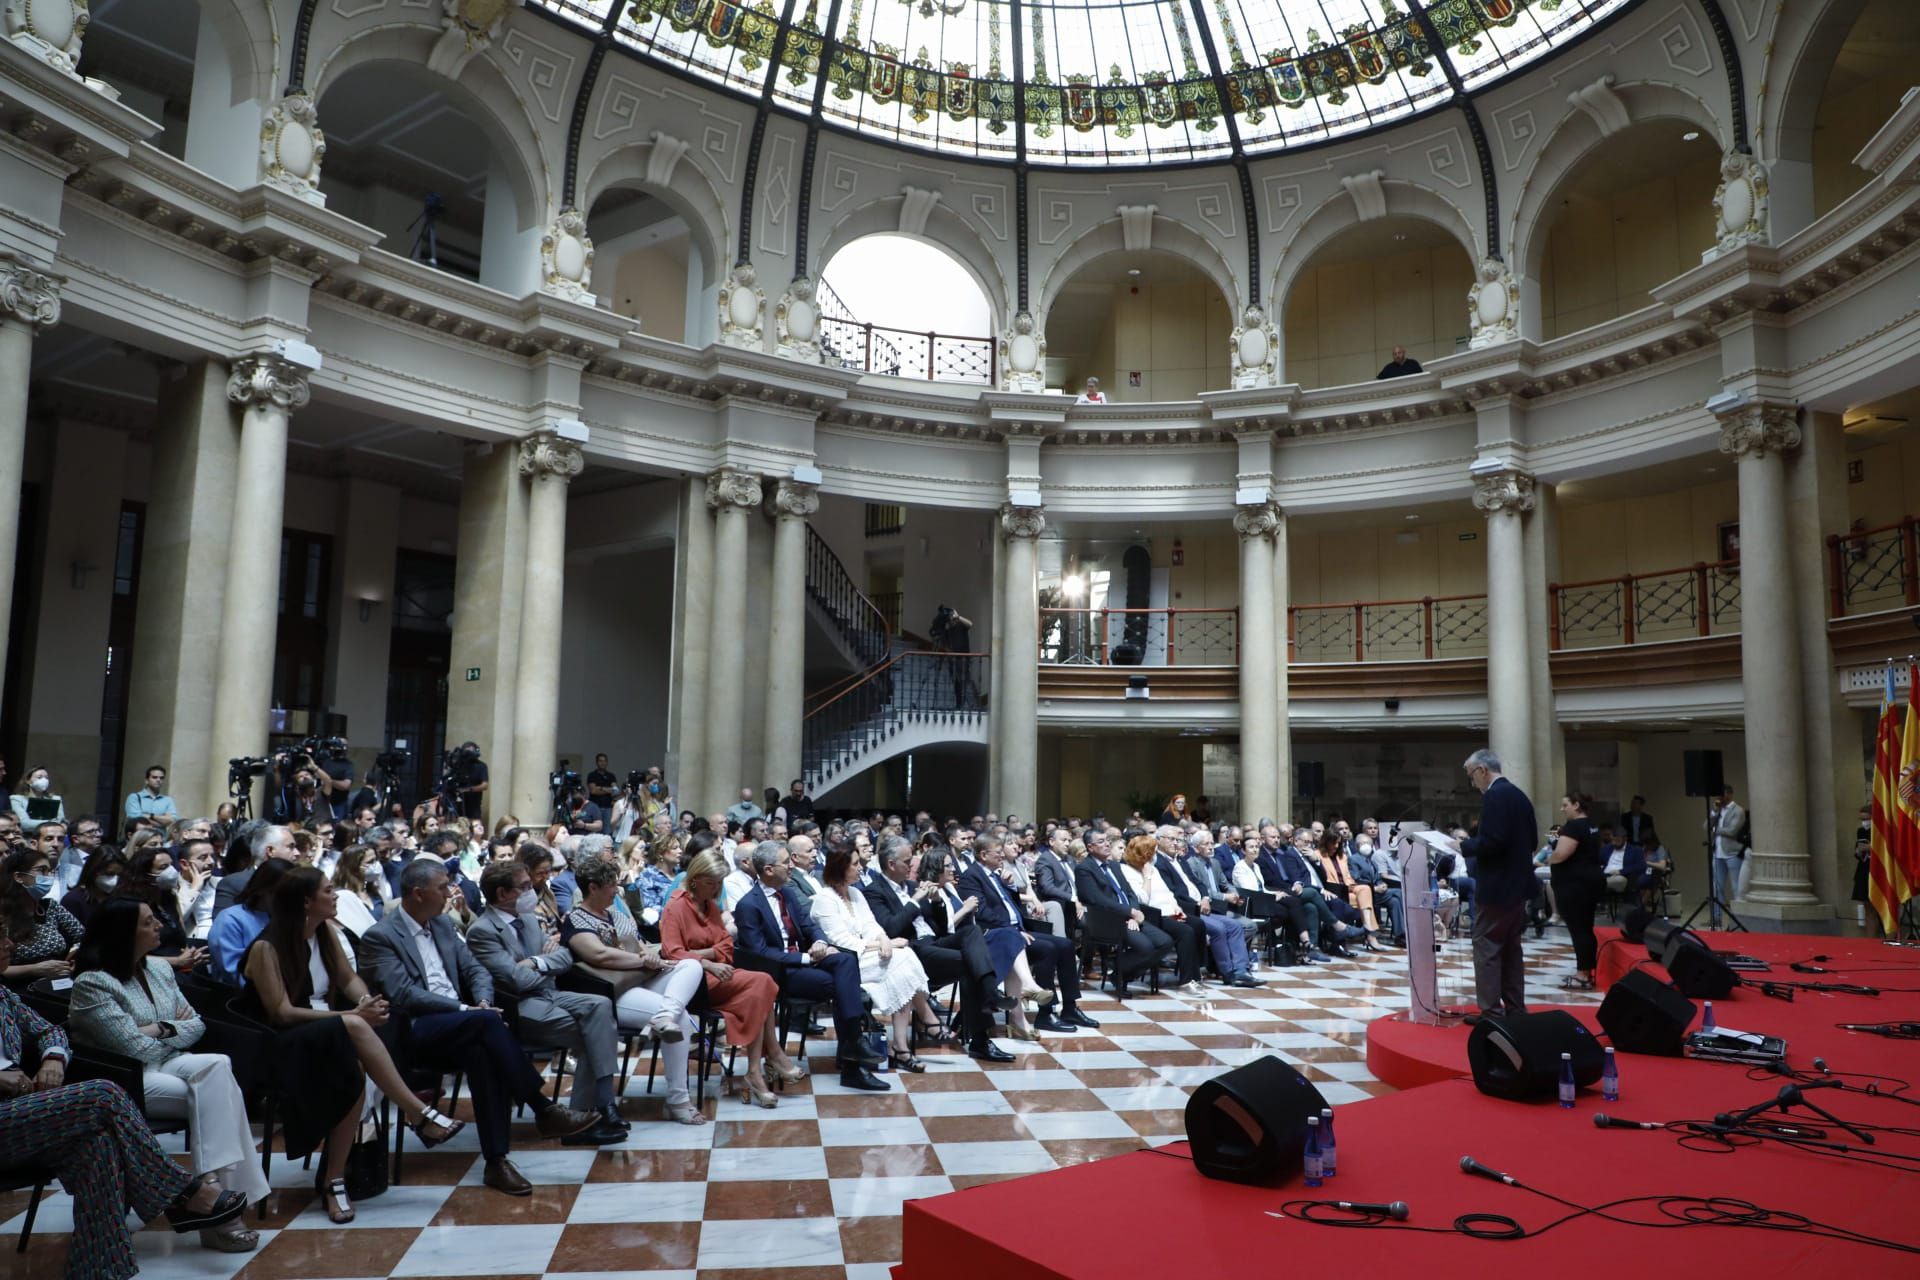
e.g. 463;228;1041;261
898;931;1920;1280
1592;924;1901;990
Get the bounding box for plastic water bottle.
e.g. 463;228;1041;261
1701;1001;1717;1034
1602;1047;1619;1102
1319;1107;1337;1179
1558;1052;1576;1109
1303;1117;1324;1187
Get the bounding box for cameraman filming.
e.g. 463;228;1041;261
445;741;489;820
272;735;354;821
271;761;326;824
561;779;604;835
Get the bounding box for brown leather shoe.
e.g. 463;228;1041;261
482;1158;532;1197
534;1104;602;1140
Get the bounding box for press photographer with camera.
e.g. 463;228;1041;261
443;742;489;820
268;736;354;822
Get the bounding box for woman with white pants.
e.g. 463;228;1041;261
561;852;708;1125
67;898;267;1252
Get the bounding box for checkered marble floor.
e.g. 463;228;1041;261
2;927;1603;1280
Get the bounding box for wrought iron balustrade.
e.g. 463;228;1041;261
817;315;995;385
1548;561;1741;649
1287;595;1488;663
1829;517;1920;617
802;651;988;793
804;525;892;667
1037;607;1237;666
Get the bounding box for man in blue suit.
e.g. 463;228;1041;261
1074;829;1172;989
961;835;1098;1030
1459;749;1537;1016
732;840;888;1089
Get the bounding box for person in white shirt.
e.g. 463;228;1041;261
721;843;756;912
809;845;937;1072
1707;785;1745;927
1074;376;1107;404
1118;836;1205;990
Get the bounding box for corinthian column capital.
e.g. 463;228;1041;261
706;466;763;511
0;255;62;330
226;353;313;413
519;430;584;481
1000;502;1046;541
770;478;819;519
1233;500;1281;541
1716;402;1800;459
1472;468;1536;518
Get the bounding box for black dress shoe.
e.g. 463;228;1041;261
1032;1011;1073;1033
1231;973;1263;988
1063;1008;1101;1029
839;1038;883;1066
839;1064;891;1091
968;1040;1016;1063
562;1119;626;1146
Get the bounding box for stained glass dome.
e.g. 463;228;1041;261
535;0;1635;164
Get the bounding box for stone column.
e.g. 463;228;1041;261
1522;483;1562;799
1719;404;1823;917
998;504;1044;821
988;530;1006;812
323;477;401;784
1472;468;1537;803
0;256;61;729
447;442;531;823
507;431;584;822
1235;501;1280;825
669;476;714;813
206;351;311;811
1271;507;1292;822
704;467;763;810
764;479;818;795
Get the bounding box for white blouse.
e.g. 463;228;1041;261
809;885;886;950
1120;862;1180;916
1231;860;1265;894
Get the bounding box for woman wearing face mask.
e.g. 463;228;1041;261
8;766;65;834
329;843;385;938
62;847;129;929
2;846;84;985
114;848;206;971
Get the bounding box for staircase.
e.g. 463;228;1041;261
801;528;988;798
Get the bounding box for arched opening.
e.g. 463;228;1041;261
587;188;714;346
819;234;996;384
1809;0;1920;218
315;63;535;292
1043;251;1231;401
1532;124;1719;339
1282;216;1472;389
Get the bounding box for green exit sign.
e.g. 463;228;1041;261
466;667;482;682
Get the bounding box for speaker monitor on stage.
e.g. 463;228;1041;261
1598;969;1697;1056
1185;1056;1331;1184
1644;917;1738;1000
1467;1010;1606;1101
1683;749;1725;798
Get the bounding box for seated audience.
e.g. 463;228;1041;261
114;847;203;968
329;842;385;938
212;823;294;917
1118;836;1205;989
68;899;267;1251
11;766;66;834
812;844;938;1072
1154;825;1259;984
517;841;565;940
863;836;1007;1061
962;834;1097;1030
3;845;84;986
61;844;128;930
921;848;1037;1044
1316;829;1381;940
357;860;608;1195
660;848;789;1107
173;836;219;940
206;858;290;986
1078;829;1177;987
242;866;471;1221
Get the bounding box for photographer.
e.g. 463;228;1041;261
270;763;326;825
562;782;604;836
445;742;489;820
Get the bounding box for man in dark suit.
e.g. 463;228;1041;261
1460;748;1538;1017
962;835;1097;1029
1153;827;1259;986
1622;796;1657;849
1253;823;1289;894
211;822;291;917
731;840;887;1089
1074;828;1172;989
863;835;1012;1063
359;860;603;1195
1032;827;1082;940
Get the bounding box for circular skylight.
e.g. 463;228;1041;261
536;0;1635;164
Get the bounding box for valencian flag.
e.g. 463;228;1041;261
1903;663;1920;884
1869;665;1908;934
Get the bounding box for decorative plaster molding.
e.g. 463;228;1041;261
519;429;585;481
539;206;595;304
1467;259;1521;350
260;93;327;207
1118;204;1157;252
227;353;313;413
4;0;87;78
717;261;765;350
430;0;525;81
706;466;763;510
1471;469;1536;517
1233;500;1281;540
770;478;820;519
646;131;690;187
1341;170;1388;222
999;503;1046;540
899;186;943;237
1567;74;1630;138
0;253;62;329
1229;306;1277;390
999;311;1046;393
1709;150;1770;258
775;275;823;364
1715;402;1800;458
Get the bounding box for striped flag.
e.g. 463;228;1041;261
1903;664;1920;884
1869;666;1908;934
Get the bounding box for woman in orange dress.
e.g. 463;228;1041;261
660;847;796;1108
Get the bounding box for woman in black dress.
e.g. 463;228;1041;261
1547;794;1606;990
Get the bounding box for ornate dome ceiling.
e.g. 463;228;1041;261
533;0;1635;164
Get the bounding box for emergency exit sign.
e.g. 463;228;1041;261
466;668;481;682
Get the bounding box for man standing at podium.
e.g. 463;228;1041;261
1460;749;1537;1017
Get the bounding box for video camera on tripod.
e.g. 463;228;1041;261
436;742;484;814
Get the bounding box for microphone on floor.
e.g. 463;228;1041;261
1592;1113;1661;1130
1331;1200;1409;1220
1458;1156;1519;1186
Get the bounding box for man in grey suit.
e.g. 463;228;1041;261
1033;826;1082;940
212;822;293;917
359;860;603;1196
786;833;824;904
466;860;625;1140
1182;830;1260;950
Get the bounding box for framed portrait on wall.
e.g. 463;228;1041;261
1718;521;1740;565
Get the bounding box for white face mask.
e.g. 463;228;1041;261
29;777;49;793
1356;843;1374;857
155;867;181;889
516;888;538;915
97;875;120;893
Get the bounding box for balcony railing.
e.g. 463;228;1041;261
1038;607;1238;666
1830;517;1920;617
1287;595;1489;663
818;316;996;385
1549;561;1742;649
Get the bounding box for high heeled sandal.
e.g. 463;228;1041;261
737;1070;778;1109
890;1048;927;1073
164;1175;250;1234
320;1177;355;1224
410;1105;465;1148
915;1019;958;1046
769;1058;810;1084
